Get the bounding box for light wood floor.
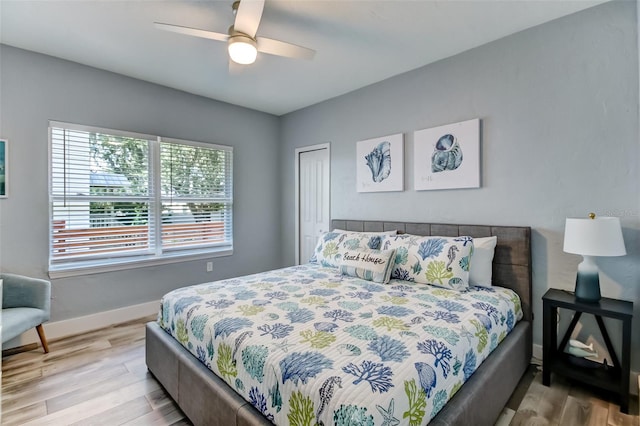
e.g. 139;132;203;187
1;316;638;425
498;365;639;426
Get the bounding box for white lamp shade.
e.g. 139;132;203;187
563;216;626;257
228;35;257;65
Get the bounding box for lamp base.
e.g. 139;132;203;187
574;255;601;303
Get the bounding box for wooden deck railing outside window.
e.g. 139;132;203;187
52;221;225;258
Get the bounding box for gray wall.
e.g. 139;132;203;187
281;1;640;367
0;45;282;321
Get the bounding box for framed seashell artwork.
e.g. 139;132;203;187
414;118;480;191
356;133;404;192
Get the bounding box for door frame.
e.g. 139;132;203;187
294;143;331;265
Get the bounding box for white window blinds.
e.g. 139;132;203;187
49;122;233;270
159;140;233;251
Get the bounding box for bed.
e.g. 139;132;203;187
146;220;532;425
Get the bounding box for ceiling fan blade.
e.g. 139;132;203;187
154;22;229;42
256;37;315;60
233;0;265;38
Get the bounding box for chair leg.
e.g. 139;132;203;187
36;324;49;353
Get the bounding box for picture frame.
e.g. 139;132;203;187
356;133;404;192
0;139;7;198
414;118;480;191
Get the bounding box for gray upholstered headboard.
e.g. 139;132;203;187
331;219;533;322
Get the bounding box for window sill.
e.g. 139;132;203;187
48;247;233;279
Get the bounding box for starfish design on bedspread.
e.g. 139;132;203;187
376;399;400;426
209;309;230;319
458;325;474;344
271;339;294;353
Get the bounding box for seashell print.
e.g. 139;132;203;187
337;343;361;356
569;339;594;351
415;362;437;397
367;236;382;250
314;322;339;333
431;134;463;173
448;277;463;286
474;313;492;332
365;141;392;183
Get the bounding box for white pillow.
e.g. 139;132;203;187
333;229;397;235
469;236;498;287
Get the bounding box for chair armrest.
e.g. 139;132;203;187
1;273;51;319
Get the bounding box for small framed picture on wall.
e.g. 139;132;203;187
414;118;480;191
356;133;404;192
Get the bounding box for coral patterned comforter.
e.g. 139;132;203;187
158;263;522;425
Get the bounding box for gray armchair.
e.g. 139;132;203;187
1;273;51;353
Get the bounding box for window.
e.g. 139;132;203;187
49;122;233;275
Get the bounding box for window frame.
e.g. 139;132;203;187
48;121;233;278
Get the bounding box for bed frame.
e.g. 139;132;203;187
146;220;532;425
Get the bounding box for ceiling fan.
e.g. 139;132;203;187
154;0;315;65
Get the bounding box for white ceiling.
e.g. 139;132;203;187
1;0;607;116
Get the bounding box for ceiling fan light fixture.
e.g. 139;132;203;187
228;34;257;64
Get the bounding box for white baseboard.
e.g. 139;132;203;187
6;300;160;349
532;343;639;396
533;343;543;362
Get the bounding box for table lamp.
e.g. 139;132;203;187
563;213;626;302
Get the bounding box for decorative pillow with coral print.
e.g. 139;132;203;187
382;234;474;291
309;232;388;268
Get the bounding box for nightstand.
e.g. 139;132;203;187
542;288;633;413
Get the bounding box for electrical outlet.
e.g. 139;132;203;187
206;261;213;272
